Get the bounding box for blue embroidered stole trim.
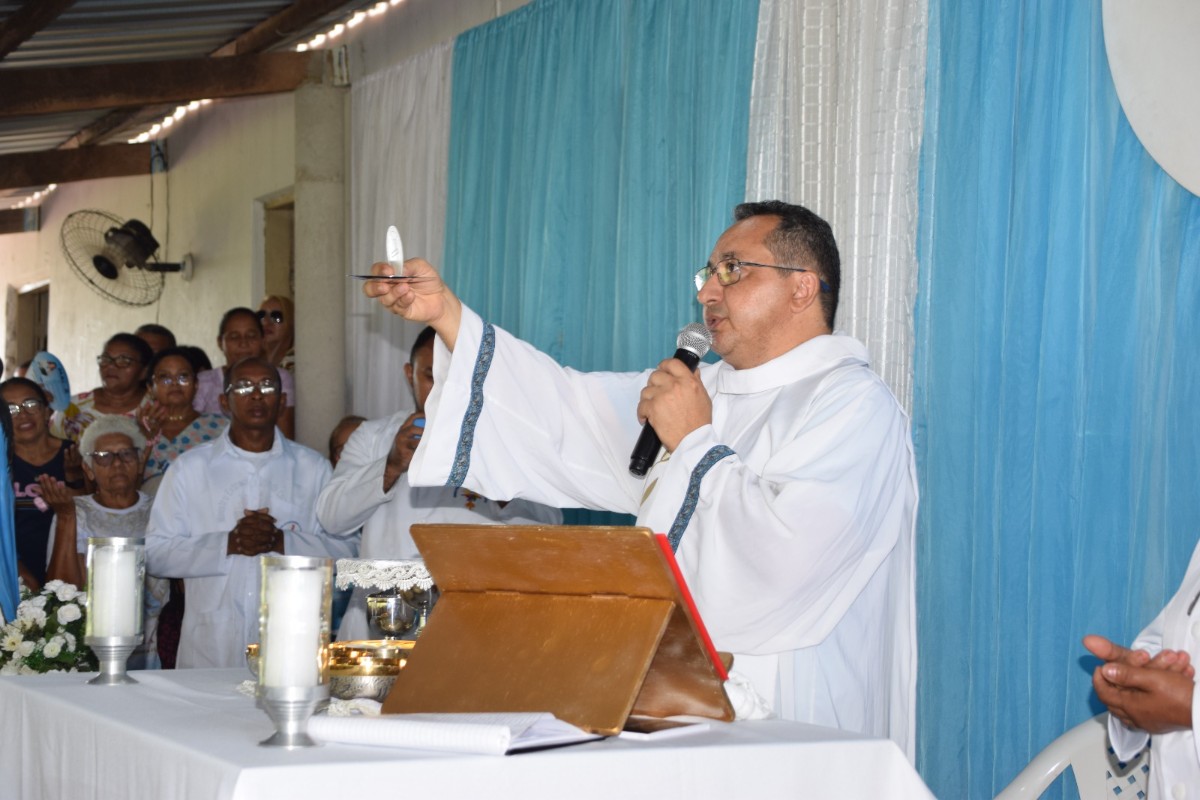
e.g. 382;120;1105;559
447;322;496;488
666;445;736;551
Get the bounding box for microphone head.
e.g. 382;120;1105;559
677;322;712;358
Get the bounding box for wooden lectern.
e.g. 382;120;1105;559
381;524;735;735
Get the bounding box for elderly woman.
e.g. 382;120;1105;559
193;307;295;439
58;333;154;442
1;377;84;591
258;295;295;373
42;415;166;669
138;347;228;495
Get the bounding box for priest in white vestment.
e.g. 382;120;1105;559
362;201;918;758
317;327;561;640
147;357;358;668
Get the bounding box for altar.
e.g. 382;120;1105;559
0;668;933;799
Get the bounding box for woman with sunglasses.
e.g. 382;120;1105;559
139;347;228;495
0;377;85;591
257;295;295;373
58;333;154;443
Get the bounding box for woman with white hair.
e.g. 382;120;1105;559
43;414;167;669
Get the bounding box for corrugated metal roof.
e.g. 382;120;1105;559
0;0;377;205
1;2;297;69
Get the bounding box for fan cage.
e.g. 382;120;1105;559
60;209;165;307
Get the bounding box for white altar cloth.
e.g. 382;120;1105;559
0;669;933;799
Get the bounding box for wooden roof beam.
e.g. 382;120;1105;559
0;51;317;118
213;0;358;56
59;0;346;148
0;143;152;189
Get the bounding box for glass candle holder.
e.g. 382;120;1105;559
85;537;145;685
256;555;332;748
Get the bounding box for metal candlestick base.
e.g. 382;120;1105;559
257;684;329;748
85;635;140;685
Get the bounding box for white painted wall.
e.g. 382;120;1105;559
1;93;295;398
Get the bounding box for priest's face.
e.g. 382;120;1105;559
697;215;808;369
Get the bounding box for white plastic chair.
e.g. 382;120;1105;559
994;713;1150;800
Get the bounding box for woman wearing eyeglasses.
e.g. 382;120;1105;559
193;307;296;440
138;347;229;495
0;377;85;592
257;295;295;374
57;333;154;443
46;415;166;669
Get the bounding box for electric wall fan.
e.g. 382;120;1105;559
60;209;194;307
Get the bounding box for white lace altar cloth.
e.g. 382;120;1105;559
335;559;434;592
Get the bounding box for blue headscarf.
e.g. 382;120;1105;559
28;351;72;412
0;409;20;622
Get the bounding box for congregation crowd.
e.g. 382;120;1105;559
1;293;556;671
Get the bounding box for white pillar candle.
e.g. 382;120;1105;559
261;569;324;687
91;547;140;638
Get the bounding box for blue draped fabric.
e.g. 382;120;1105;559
914;2;1200;797
1;422;20;621
443;0;759;373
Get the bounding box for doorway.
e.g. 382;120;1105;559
263;200;295;300
14;283;49;374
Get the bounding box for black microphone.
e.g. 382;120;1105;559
629;323;713;477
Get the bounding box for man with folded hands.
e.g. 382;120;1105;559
361;201;918;758
146;357;358;668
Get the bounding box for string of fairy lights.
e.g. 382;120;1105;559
9;0;408;210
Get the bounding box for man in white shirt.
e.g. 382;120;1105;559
317;326;561;640
1085;544;1200;799
362;201;918;757
147;357;357;668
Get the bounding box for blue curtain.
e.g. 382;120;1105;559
443;0;759;373
914;2;1200;797
1;419;19;621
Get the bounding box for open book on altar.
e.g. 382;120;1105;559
308;712;603;755
381;524;735;736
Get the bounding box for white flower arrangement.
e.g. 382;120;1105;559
0;581;97;675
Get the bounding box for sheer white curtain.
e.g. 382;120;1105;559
347;41;453;419
746;0;927;407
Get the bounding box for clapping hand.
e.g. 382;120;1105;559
1083;634;1195;733
62;443;85;487
137;401;169;439
36;475;80;516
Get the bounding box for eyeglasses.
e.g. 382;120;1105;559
693;259;832;293
257;309;284;324
89;448;139;467
153;373;194;387
6;398;43;416
97;354;141;368
225;378;279;396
